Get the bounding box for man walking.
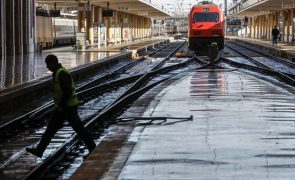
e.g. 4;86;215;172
26;55;96;158
272;26;280;46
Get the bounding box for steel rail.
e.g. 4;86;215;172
220;57;295;87
225;43;295;80
229;41;295;68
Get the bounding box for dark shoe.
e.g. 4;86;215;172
87;143;96;153
26;147;43;158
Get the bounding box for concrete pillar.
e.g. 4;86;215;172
131;15;135;41
141;17;143;38
287;10;292;43
265;15;267;38
259;16;262;38
122;13;126;42
103;14;110;46
22;0;34;53
111;11;117;43
263;15;267;39
119;12;123;42
131;14;133;40
1;0;34;55
6;0;15;55
93;6;101;46
127;13;130;41
267;15;270;40
253;17;256;39
117;11;122;43
15;0;23;54
134;16;136;39
98;7;104;46
261;16;264;38
94;6;99;22
86;5;94;44
22;0;28;53
292;9;295;42
0;0;5;56
78;3;85;32
137;16;139;38
249;17;253;38
257;16;260;38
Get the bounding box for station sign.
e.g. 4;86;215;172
50;10;60;17
102;10;113;17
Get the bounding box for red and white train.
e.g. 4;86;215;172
188;1;225;55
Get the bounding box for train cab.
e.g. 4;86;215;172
188;1;225;55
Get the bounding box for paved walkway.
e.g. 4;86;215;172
72;69;295;179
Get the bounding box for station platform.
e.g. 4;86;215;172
226;36;295;61
71;69;295;179
0;37;167;92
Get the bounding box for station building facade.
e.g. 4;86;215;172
0;0;169;56
228;0;295;44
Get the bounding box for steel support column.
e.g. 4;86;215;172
6;0;15;55
22;0;28;53
15;0;23;54
292;9;295;42
1;0;34;55
0;0;5;56
78;3;85;32
86;5;94;44
22;0;34;53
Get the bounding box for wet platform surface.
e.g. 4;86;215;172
73;69;295;179
0;51;116;91
0;38;166;91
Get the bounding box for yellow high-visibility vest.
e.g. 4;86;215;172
53;67;78;107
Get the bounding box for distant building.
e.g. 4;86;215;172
228;0;258;15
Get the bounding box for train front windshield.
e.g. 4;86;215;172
193;13;219;22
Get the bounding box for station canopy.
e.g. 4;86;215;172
229;0;292;18
37;0;171;18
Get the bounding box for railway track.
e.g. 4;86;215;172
219;56;295;87
231;40;295;68
0;40;192;179
4;39;294;179
0;40;180;136
225;41;295;79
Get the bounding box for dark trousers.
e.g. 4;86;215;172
37;106;95;153
272;35;278;45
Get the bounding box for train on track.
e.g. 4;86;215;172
188;1;225;55
36;12;77;49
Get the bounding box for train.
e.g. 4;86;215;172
188;1;225;55
36;13;77;49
